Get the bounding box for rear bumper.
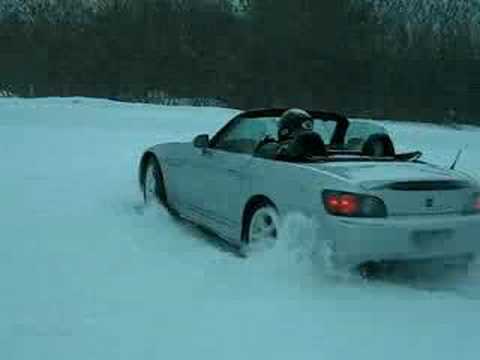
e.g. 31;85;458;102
322;213;480;267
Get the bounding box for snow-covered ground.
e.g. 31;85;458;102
1;97;479;360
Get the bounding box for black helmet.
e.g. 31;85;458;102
278;108;313;141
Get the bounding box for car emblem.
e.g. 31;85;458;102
425;198;434;208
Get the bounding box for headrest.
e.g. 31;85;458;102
361;133;395;157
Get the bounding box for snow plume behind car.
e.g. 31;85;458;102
241;212;333;281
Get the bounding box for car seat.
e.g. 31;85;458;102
280;131;327;160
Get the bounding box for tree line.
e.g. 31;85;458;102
1;0;479;123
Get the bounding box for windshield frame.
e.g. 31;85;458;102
207;109;406;162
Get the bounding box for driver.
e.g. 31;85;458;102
277;108;313;141
277;108;313;140
255;108;315;159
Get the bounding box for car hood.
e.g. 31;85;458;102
308;162;471;189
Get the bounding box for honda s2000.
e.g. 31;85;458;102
139;108;480;272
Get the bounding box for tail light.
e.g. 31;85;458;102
323;190;387;218
464;192;480;214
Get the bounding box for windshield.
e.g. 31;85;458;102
211;115;340;151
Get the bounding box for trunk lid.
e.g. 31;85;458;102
316;162;475;216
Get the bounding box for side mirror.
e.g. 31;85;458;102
193;134;209;149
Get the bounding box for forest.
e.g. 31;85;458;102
1;0;479;122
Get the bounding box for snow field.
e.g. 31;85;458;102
1;98;480;360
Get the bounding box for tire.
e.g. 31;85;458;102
441;254;474;277
143;157;169;209
241;201;279;255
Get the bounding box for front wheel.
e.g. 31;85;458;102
143;157;169;208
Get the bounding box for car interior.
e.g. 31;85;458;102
209;111;421;162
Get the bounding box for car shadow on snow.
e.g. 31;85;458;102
133;202;246;257
358;258;480;299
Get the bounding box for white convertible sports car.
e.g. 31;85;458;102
139;108;480;273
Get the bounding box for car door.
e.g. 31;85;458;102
159;142;199;213
185;116;279;242
187;149;252;241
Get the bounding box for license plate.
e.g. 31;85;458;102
411;229;454;251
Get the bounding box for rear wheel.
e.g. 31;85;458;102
241;202;279;255
441;254;474;276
